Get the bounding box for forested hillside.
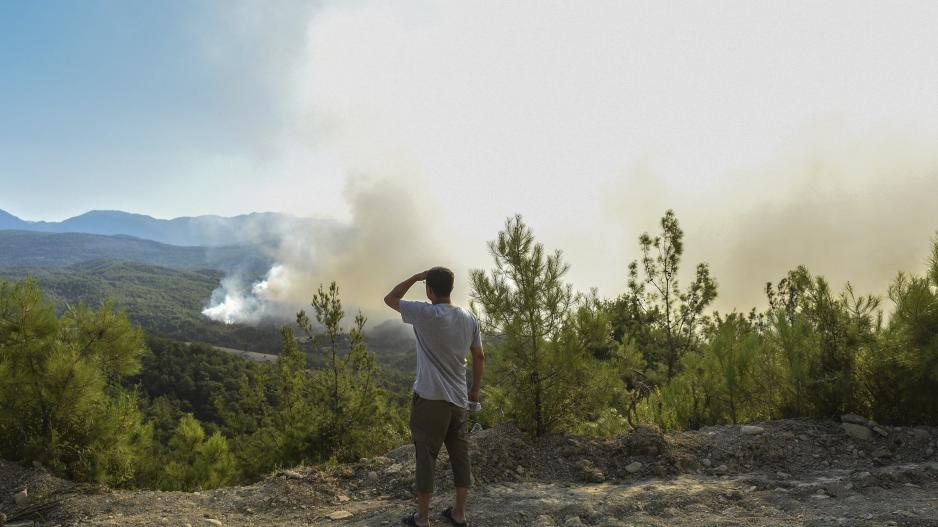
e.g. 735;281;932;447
0;260;284;354
0;278;409;491
0;230;269;272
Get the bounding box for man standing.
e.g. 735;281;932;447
384;267;484;527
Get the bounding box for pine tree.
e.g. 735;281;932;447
0;279;151;484
765;267;876;418
866;237;938;424
297;282;404;461
470;215;602;436
619;210;717;381
161;414;236;490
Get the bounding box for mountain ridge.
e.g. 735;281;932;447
0;208;332;247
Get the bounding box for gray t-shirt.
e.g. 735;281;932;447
399;300;482;408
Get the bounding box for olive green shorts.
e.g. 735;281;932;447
409;392;471;493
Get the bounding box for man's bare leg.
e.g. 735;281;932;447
451;487;468;523
417;491;432;526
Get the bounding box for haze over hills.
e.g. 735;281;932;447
0;230;271;273
0;208;332;247
0;205;421;373
0;229;416;367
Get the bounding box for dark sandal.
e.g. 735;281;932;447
441;506;469;527
402;511;427;526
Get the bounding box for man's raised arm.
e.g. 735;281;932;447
384;271;428;312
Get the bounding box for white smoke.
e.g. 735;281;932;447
202;264;293;324
200;177;459;326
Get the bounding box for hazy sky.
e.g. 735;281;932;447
3;1;938;315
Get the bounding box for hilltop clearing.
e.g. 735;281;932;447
2;418;937;526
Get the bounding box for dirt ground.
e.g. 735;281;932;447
3;419;937;526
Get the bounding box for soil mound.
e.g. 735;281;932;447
2;418;937;526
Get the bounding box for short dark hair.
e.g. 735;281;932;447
426;266;454;297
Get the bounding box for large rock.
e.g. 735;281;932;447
14;488;29;507
843;423;873;441
618;426;669;457
580;466;605;483
841;414;869;426
842;414;888;437
328;510;353;520
740;425;765;435
625;461;643;474
534;516;558;527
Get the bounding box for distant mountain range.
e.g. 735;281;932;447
0;208;331;247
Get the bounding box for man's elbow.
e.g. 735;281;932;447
384;295;400;311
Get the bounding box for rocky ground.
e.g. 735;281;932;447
3;417;938;527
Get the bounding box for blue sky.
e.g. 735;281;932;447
0;0;311;220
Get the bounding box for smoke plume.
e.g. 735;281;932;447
202;177;453;325
206;2;938;325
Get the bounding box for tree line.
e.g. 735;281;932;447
469;211;938;435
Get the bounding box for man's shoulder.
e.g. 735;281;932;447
400;300;432;324
453;306;481;330
449;304;475;318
